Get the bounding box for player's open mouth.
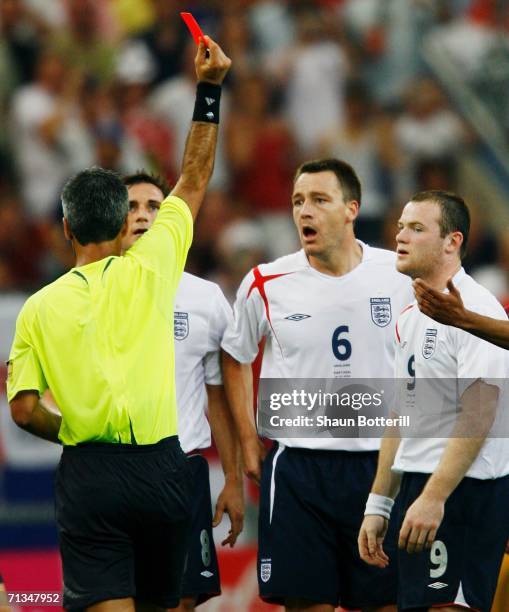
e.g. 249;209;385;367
133;228;148;236
397;249;408;256
302;226;317;239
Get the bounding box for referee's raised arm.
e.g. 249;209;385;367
172;36;231;219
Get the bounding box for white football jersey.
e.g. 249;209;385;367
221;243;413;450
393;267;509;479
174;272;233;453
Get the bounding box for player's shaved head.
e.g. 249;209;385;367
295;158;361;207
411;190;470;259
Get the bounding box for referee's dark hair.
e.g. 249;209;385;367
62;167;128;246
294;158;362;207
123;171;170;197
411;190;470;259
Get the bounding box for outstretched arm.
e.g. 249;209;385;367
414;278;509;350
171;37;231;219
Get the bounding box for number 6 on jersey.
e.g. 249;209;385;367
332;325;352;361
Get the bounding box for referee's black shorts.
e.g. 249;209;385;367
56;435;192;611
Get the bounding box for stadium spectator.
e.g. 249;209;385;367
247;0;295;63
395;79;467;160
9;50;77;219
393;78;468;196
0;0;45;96
318;78;400;244
339;0;435;105
225;72;298;258
60;79;145;175
274;10;348;154
50;0;116;83
115;42;174;176
130;0;189;86
425;0;509;77
217;9;257;80
0;0;46;186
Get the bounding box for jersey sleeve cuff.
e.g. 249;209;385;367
220;343;256;365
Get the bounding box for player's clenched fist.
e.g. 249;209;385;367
358;515;390;569
195;36;231;85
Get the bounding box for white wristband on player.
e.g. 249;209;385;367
364;493;394;520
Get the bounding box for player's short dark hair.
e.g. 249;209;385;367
123;171;170;197
411;190;470;259
295;158;362;206
61;167;128;246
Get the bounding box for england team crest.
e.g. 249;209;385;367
174;312;189;340
260;560;271;583
370;298;392;327
422;328;437;359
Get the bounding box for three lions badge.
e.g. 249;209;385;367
370;298;392;327
260;560;271;583
422;328;437;359
174;312;189;340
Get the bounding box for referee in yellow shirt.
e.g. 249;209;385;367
7;37;231;612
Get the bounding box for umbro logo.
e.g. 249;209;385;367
201;570;214;578
285;313;311;321
428;582;448;589
205;97;215;105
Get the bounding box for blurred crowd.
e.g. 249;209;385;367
1;0;509;304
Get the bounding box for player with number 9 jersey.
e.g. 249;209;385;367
359;191;509;612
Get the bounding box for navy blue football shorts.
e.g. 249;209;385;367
181;454;221;605
56;436;192;611
258;443;398;608
397;471;509;611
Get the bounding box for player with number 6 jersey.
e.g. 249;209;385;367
222;158;413;611
224;244;411;450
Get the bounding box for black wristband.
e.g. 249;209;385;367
192;82;222;124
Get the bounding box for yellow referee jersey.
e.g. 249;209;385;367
7;195;193;446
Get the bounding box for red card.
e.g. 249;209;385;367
180;12;207;46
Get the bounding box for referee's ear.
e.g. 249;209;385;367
62;217;73;242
